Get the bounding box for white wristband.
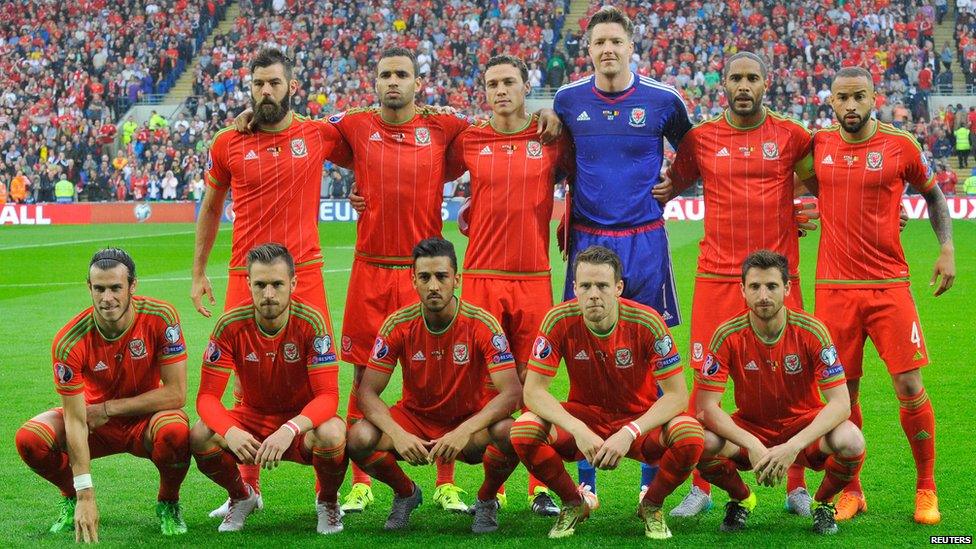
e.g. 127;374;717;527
623;422;642;440
73;474;93;492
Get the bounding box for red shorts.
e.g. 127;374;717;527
53;408;153;459
226;406;313;464
689;276;803;374
226;261;334;319
548;402;667;463
388;403;477;441
814;286;928;380
461;275;553;366
341;259;417;365
730;408;822;448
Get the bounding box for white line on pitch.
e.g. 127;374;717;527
0;230;200;251
0;269;351;288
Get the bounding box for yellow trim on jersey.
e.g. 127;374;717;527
839;119;879;144
724;107;768;130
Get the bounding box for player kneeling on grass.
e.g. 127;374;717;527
16;248;191;542
346;237;522;533
190;243;348;534
511;245;704;540
694;250;865;535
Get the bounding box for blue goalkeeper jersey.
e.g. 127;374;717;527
554;73;691;228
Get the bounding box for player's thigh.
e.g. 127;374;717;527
23;408;68;449
620;229;680;324
511;278;554;365
815;287;868;379
341;261;410;365
864;287;930;375
140;409;189;454
690;278;746;372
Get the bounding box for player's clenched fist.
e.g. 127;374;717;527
571;427;605;465
224;426;260;464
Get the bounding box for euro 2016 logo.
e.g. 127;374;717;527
372;337;389;360
532;336;552;360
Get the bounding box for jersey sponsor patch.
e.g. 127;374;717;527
206;151;213;171
164;343;186;355
491;334;509;353
129;339;147;358
205;340;221;363
93;360;108;372
532;336;552;360
55;362;74;384
653;335;673;357
784;354;802;374
702;354;720;377
371;337;389;360
453;343;470;365
822;364;845;379
493;351;514;363
164;324;182;344
658;354;681;368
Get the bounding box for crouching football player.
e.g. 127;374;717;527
694;251;865;535
190;244;348;534
346;238;522;533
16;248;191;541
511;246;704;540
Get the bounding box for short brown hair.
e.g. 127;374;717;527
379;47;419;77
250;47;293;80
247;243;295;276
574;245;623;282
485;55;529;84
741;250;789;284
586;6;633;40
833;66;874;90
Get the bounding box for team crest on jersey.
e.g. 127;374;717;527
866;151;883;171
532;336;552;360
653;335;673;357
372;337;389;360
784;354;802;374
290;138;308;158
283;342;300;363
165;325;181;344
615;348;633;368
342;335;353;353
491;334;509;353
453;343;470;365
762;141;780;160
129;339;147;358
328;111;346;124
526;140;543;158
629;107;646;128
693;342;704;361
55;362;73;384
820;345;838;366
206;340;221;363
702;354;720;376
415;127;431;146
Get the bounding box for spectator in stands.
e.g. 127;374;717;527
161;170;179;200
10;172;29;204
54;173;75;203
936;164;958;196
956;124;972;168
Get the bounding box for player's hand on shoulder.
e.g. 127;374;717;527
74;491;99;543
348;185;366;214
428;427;473;463
255;426;296;470
392;431;432;466
191;274;216;318
234;108;255;134
536;108;563;144
429;104;459;117
592;429;632;470
84;403;109;430
224;426;260;464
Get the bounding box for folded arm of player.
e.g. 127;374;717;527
753;383;851;487
523;370;604;465
86;361;187;431
592;372;688;470
921;184;955;296
429;366;521;463
696;388;769;473
357;367;432;466
61;392;99;543
191;184;229;318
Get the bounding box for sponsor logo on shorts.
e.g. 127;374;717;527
692;342;703;361
653;335;673;357
526;140;543;158
615;348;633;368
342;335;353;353
532;336;552;360
784;354;802;374
372;337;389;360
129;339;147;359
205;340;221;363
702;354;720;376
820;345;838;366
491;334;509;353
453;343;470;365
415;127;431;146
313;336;332;355
165;324;181;344
55;362;73;384
283;342;300;363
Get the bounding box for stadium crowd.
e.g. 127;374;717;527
2;0;975;205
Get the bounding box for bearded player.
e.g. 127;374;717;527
813;67;955;524
695;251;864;536
15;248;190;542
190;244;347;534
447;54;572;516
346;238;522;533
511;246;704;540
192;47;351;516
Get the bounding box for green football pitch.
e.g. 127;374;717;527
0;219;973;547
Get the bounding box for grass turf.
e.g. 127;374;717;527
0;219;973;547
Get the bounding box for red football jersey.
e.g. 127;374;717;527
813;122;935;287
367;299;516;423
52;296;187;401
205;113;352;269
329;106;470;265
447;116;571;276
198;298;339;435
669;109;813;277
527;298;682;416
694;308;846;426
